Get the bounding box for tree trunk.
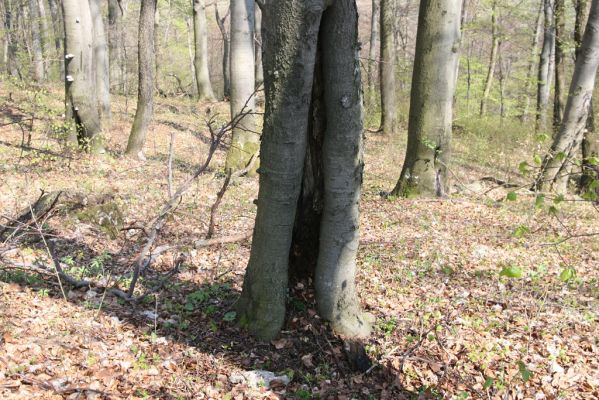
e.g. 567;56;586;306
391;0;462;197
29;0;44;81
225;0;258;173
553;0;567;130
108;0;124;93
186;17;198;96
537;0;599;193
237;0;371;341
37;0;49;77
215;4;231;99
367;0;379;95
536;0;555;131
62;0;102;152
125;0;157;159
3;0;19;77
89;0;111;126
47;0;63;79
192;0;215;100
479;0;498;117
379;0;397;134
254;3;263;88
520;0;543;122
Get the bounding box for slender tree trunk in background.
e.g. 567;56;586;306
537;0;599;193
29;0;44;81
225;0;258;173
215;4;231;99
89;0;111;126
391;0;462;198
479;0;498;117
254;4;263;88
126;0;157;159
62;0;102;152
108;0;124;93
553;0;567;130
3;0;18;77
536;0;555;131
48;0;63;79
37;0;49;77
185;17;198;96
237;0;371;341
574;0;599;193
499;56;511;123
379;0;397;134
367;0;379;95
520;0;543;122
192;0;215;100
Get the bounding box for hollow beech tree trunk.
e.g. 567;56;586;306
125;0;157;159
391;0;462;198
537;0;599;193
237;0;372;341
192;0;215;100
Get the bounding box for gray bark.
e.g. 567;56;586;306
237;0;371;341
379;0;397;134
536;0;555;131
37;0;49;77
215;4;231;99
47;0;64;78
192;0;215;100
3;0;18;77
125;0;157;159
108;0;124;93
520;0;543;122
226;0;258;172
367;0;379;95
254;4;263;88
62;0;102;152
29;0;44;81
537;0;599;193
553;0;567;129
479;0;498;117
391;0;462;197
89;0;111;126
186;17;198;96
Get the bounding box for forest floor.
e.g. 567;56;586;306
0;83;598;400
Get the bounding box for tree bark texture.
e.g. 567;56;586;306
29;0;44;81
62;0;102;152
537;0;599;193
226;0;258;173
367;0;379;94
255;4;263;88
89;0;111;126
192;0;215;100
3;0;19;77
126;0;157;159
237;0;371;341
391;0;462;198
479;0;498;117
108;0;125;93
553;0;567;129
536;0;555;131
379;0;397;134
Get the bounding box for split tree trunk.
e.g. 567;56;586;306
237;0;371;341
225;0;258;173
192;0;215;100
379;0;397;134
537;0;599;193
61;0;102;152
125;0;157;159
479;0;498;117
89;0;111;126
391;0;462;198
215;4;231;99
536;0;555;131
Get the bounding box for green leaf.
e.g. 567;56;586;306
590;179;599;190
483;377;494;390
518;162;529;175
500;266;523;278
553;194;565;204
513;225;529;238
535;194;545;208
548;206;558;215
588;156;599;166
223;311;237;322
506;191;518;201
517;361;532;383
533;154;543;165
559;267;576;282
555;152;566;161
